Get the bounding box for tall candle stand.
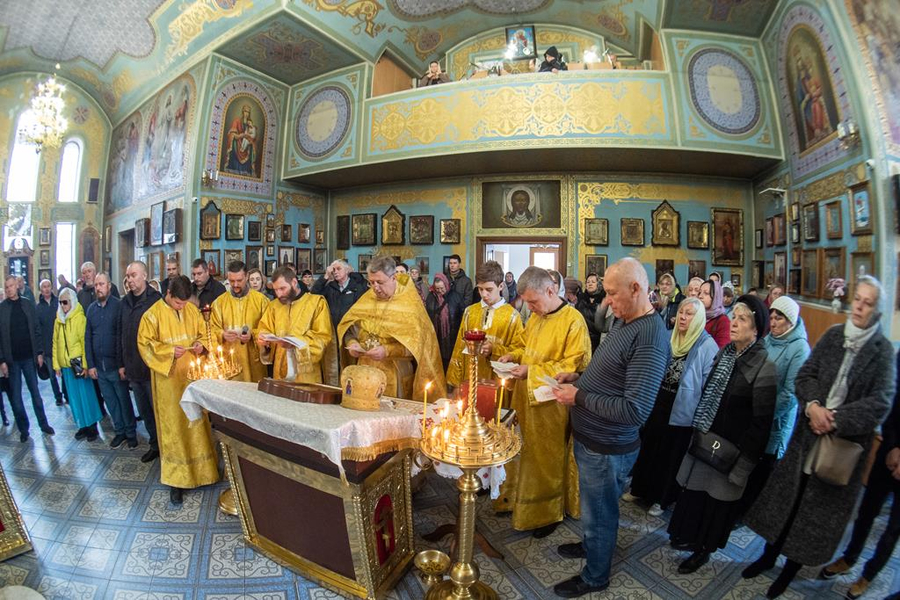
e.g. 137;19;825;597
187;305;243;516
419;330;521;600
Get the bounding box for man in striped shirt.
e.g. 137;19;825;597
552;257;671;597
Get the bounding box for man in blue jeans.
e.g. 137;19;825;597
552;258;670;597
0;275;55;443
86;273;137;449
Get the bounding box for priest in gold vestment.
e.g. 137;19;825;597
137;275;219;504
256;266;337;384
497;266;591;536
447;260;523;389
210;260;269;383
338;256;446;401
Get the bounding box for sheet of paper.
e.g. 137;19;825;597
490;360;518;372
538;375;561;390
533;385;556;403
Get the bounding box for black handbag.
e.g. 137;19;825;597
688;430;740;474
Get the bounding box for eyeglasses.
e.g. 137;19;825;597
60;300;69;305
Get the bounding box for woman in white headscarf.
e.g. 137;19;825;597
53;287;102;442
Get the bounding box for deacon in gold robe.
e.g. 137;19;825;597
447;260;523;389
338;256;446;400
496;266;591;536
256;266;337;384
209;260;269;383
137;275;219;504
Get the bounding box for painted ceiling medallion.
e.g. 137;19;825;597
688;47;760;135
295;85;352;159
389;0;550;20
0;0;160;68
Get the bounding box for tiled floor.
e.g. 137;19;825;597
1;380;898;599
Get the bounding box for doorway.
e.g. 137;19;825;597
477;236;567;279
117;229;135;285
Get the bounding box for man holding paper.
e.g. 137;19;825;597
338;256;445;400
496;266;591;537
256;266;337;384
210;261;269;383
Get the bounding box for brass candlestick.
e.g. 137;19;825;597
188;305;242;382
419;329;521;600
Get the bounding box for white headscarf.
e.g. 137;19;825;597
57;288;78;323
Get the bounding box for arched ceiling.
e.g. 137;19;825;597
0;0;778;124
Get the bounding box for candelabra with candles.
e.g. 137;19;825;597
418;329;521;600
187;305;242;381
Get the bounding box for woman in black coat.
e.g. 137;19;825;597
425;273;463;371
743;276;896;598
575;273;607;352
667;294;777;575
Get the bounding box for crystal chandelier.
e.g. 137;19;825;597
20;74;68;152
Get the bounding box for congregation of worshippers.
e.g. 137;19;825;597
1;252;895;598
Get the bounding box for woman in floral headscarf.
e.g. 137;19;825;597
425;273;463;371
700;279;731;348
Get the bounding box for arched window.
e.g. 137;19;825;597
6;110;41;203
57;139;82;203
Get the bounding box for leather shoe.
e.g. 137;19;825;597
75;427;88;441
19;432;29;443
678;551;710;574
670;540;696;551
40;426;55;436
141;448;160;463
109;434;128;449
553;575;608;598
170;487;184;505
532;522;559;539
742;557;776;579
126;437;139;449
557;542;586;559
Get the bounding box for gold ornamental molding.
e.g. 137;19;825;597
797;164;866;205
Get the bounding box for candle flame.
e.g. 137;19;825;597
425;380;433;391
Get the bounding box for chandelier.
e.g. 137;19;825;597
20;74;68;152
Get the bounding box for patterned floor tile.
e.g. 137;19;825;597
206;532;284;580
108;589;182;600
31;480;84;514
47;540;86;570
6;472;37;495
105;455;155;482
143;488;204;524
52;452;106;480
123;532;197;579
78;485;141;520
639;545;732;597
13;450;54;474
618;501;668;550
34;574;100;599
0;562;30;587
504;521;583;570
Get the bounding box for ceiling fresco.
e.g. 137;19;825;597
0;0;780;124
216;13;361;85
663;0;778;38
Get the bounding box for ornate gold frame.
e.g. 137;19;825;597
218;434;414;600
650;200;680;247
0;462;32;562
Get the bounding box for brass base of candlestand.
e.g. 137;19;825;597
218;487;238;516
425;580;499;600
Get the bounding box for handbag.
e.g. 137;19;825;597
688;430;740;474
808;434;864;487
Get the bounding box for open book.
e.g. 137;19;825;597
259;334;308;380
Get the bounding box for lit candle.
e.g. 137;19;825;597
457;399;463;420
443;428;450;453
422;381;432;438
497;378;507;426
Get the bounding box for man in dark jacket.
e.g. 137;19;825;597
445;254;474;306
36;278;65;405
190;258;226;309
538;45;567;73
160;256;180;298
87;273;137;450
0;275;55;442
77;261;120;311
119;261;162;462
311;259;367;332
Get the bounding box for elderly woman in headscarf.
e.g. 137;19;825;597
685;277;704;299
656;273;685;330
52;287;102;442
425;272;463;371
699;279;731;348
743;276;895;599
739;295;810;517
626;298;719;516
667;294;776;575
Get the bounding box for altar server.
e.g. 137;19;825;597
256;266;337;384
338;256;446;401
210;261;269;383
137;275;219;505
446;260;523;390
496;266;592;537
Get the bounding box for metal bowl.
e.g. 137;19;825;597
414;549;451;587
